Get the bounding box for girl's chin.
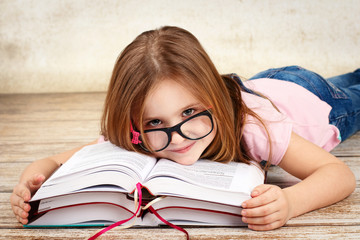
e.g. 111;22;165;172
172;156;199;165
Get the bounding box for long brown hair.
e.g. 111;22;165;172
101;26;272;165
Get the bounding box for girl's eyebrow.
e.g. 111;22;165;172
181;103;204;111
142;102;204;123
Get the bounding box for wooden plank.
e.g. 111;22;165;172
267;156;360;187
0;120;100;142
0;225;359;240
0;141;94;163
331;132;360;157
286;187;360;226
0;163;25;191
0;193;10;202
0;92;105;122
0;92;103;145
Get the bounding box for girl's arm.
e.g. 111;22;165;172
10;141;97;224
241;132;356;231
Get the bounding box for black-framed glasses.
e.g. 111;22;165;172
137;109;214;152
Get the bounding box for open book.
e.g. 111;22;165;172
26;141;265;227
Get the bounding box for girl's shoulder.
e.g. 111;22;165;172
241;89;293;166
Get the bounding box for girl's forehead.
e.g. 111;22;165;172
142;79;203;117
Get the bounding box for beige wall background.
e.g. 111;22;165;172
1;0;359;94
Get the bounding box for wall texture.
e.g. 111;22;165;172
1;0;359;93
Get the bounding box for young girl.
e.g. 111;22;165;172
11;26;359;231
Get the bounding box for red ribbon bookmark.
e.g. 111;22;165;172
88;182;189;240
148;206;189;240
88;182;143;240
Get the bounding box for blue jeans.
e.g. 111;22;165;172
249;66;360;142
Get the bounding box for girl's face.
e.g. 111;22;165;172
141;79;216;165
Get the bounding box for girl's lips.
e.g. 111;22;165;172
169;142;195;153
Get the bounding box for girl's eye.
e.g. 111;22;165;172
182;108;195;117
147;119;162;128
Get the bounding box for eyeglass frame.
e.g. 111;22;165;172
134;109;214;152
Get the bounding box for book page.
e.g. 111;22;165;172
145;159;264;192
48;141;157;183
32;142;157;200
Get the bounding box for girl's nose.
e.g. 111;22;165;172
170;131;185;145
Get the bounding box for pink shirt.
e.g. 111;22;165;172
242;78;340;165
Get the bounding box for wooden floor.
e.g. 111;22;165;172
1;92;359;239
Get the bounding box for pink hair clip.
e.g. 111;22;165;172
130;124;142;144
